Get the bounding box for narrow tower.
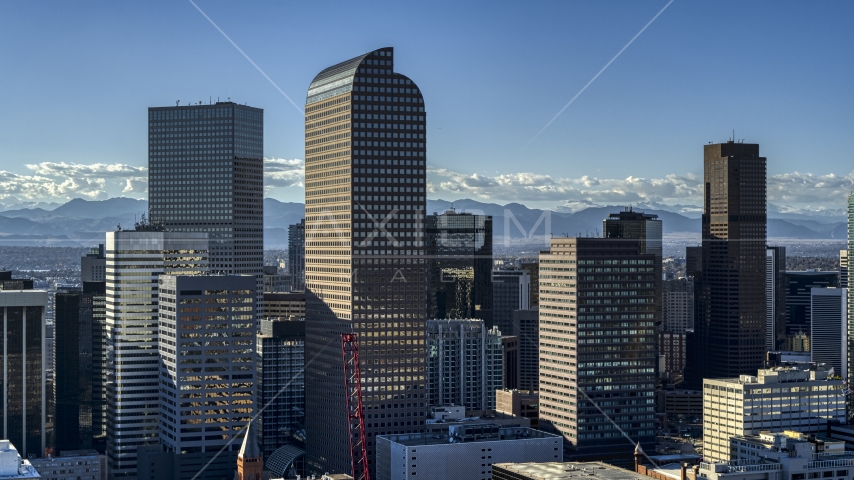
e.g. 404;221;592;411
236;421;263;480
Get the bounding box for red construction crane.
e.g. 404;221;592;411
341;333;371;480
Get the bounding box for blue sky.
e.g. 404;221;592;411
1;1;852;212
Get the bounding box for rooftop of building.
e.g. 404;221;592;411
705;365;837;385
379;424;556;447
605;207;660;221
493;461;645;480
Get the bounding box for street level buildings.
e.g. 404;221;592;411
105;229;208;479
375;425;562;480
538;237;657;466
303;47;429;477
702;367;845;463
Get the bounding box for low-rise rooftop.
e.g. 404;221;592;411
493;461;645;480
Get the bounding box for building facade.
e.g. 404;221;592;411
663;278;694;334
30;450;107;480
702;367;845;463
425;319;504;411
659;331;687;378
512;308;539;392
257;318;305;458
262;292;306;320
288;219;306;292
492;268;531;338
81;245;106;283
303;47;428;477
811;287;847;377
375;425;562;480
0;289;48;459
784;271;839;342
426;210;493;325
693;141;767;383
54;282;106;454
156;274;255;480
539;237;657;465
766;247;787;351
262;265;292;293
105;230;208;479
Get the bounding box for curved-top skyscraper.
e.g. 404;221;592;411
303;47;428;477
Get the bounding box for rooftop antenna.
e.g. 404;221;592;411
176;100;180;106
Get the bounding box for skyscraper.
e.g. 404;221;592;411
147;102;264;309
492;268;531;336
105;228;208;479
157;274;256;480
303;47;428;477
784;270;838;341
662;277;694;333
840;249;848;289
0;285;48;459
766;246;787;351
693;141;767;382
810;287;847;378
539;237;657;466
54;282;106;454
426;209;493;325
288;219;306;292
81;244;106;282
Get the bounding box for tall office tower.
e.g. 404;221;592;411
425;319;504;411
262;292;306;320
157;275;255;480
765;246;787;351
695;141;767;382
287;220;306;292
848;194;854;420
303;47;428;477
81;244;106;282
685;246;702;277
502;335;519;390
662;277;694;333
0;286;48;458
54;283;107;453
512;308;539;392
811;288;847;377
105;229;208;479
426;210;493;325
492;268;531;337
257;318;306;460
841;250;849;289
603;208;663;281
262;265;292;293
539;238;657;466
784;271;838;342
147;102;264;318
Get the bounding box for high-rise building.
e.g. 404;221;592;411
811;287;847;378
766;246;787;351
662;277;694;333
603;208;662;283
502;335;519;390
539;238;657;466
303;47;428;477
694;141;767;382
521;263;540;307
425;319;504;411
157;274;255;480
262;265;292;293
146;101;264;316
257;318;305;459
426;210;493;325
659;331;687;378
492;268;530;337
81;244;106;282
288;219;306;292
262;292;306;320
848;194;854;414
841;249;848;289
54;282;106;454
511;308;539;392
784;270;839;342
0;286;48;459
105;229;208;479
702;367;845;463
685;246;702;278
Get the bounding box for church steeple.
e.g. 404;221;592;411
236;421;263;480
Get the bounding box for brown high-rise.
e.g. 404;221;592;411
303;47;428;477
691;141;767;383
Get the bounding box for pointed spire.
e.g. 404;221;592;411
239;420;261;459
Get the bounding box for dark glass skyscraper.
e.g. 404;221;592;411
303;47;427;477
693;141;767;382
288;219;306;292
426;210;492;325
147;102;264;297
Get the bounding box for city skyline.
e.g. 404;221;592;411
1;2;853;212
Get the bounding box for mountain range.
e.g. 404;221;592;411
0;197;846;248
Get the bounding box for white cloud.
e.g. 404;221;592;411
264;158;305;195
428;167;854;211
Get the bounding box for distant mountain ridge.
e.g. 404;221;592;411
0;197;845;247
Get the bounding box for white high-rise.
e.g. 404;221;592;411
105;229;208;479
811;287;847;378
